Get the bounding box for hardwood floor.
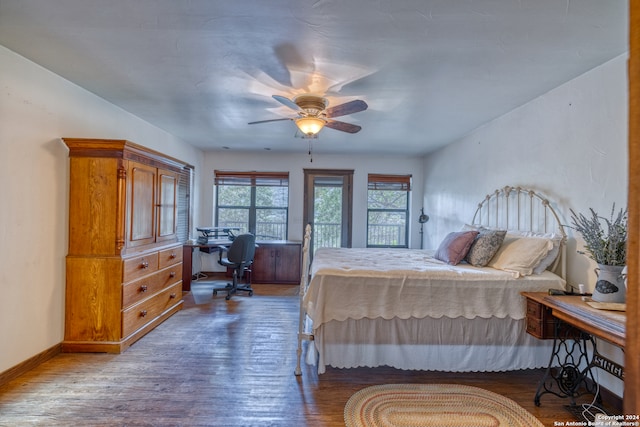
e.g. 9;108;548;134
0;283;611;426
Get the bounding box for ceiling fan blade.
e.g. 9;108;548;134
325;119;362;134
248;118;293;125
272;95;303;112
324;99;368;118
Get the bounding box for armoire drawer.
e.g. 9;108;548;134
122;263;183;308
123;253;159;282
159;246;182;268
122;282;182;338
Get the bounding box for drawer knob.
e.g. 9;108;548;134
140;285;148;292
169;271;176;278
140;261;149;269
170;252;176;259
169;293;177;299
140;310;147;317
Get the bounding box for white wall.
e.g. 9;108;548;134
0;45;203;373
422;54;628;397
198;151;425;247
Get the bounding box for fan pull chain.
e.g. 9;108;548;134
308;140;313;162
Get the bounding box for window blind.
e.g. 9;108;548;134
214;171;289;187
367;174;411;191
177;166;193;242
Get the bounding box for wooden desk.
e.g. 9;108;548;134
182;241;232;291
523;292;625;346
522;292;626;406
182;240;301;291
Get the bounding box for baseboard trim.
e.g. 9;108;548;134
0;343;62;387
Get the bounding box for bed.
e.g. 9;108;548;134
295;186;568;375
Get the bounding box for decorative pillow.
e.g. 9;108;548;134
434;230;479;265
487;236;553;277
465;229;507;267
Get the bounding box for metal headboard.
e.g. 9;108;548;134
471;186;567;279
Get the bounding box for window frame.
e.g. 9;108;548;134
366;174;411;248
214;171;289;240
303;169;354;254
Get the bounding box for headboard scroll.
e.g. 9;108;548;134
471;186;567;279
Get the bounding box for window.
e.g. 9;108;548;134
367;174;411;247
214;171;289;240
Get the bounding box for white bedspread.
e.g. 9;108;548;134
304;247;566;326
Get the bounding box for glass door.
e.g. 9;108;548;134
303;169;353;254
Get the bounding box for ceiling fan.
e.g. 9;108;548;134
248;94;368;137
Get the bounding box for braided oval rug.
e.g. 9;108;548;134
344;384;543;427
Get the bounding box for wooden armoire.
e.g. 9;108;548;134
63;138;186;353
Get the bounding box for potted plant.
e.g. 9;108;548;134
569;204;628;303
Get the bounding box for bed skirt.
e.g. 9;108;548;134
307;316;554;374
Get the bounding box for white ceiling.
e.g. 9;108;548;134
0;0;628;156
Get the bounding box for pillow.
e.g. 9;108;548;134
504;230;563;275
487;236;553;277
434;230;479;265
532;235;563;274
465;229;507;267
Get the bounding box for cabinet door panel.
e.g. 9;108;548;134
128;162;156;248
274;244;301;283
157;169;178;242
252;245;275;283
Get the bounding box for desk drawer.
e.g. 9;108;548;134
123;253;159;282
122;263;182;308
122;282;182;338
159;246;182;268
526;317;548;339
527;299;543;319
525;298;554;339
526;315;580;340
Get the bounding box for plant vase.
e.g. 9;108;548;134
592;264;626;303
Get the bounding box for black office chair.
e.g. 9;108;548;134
212;233;256;300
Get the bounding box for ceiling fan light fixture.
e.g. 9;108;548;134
249;94;366;135
295;116;326;136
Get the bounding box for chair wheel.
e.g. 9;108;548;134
248;291;253;296
225;294;231;300
212;290;217;296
